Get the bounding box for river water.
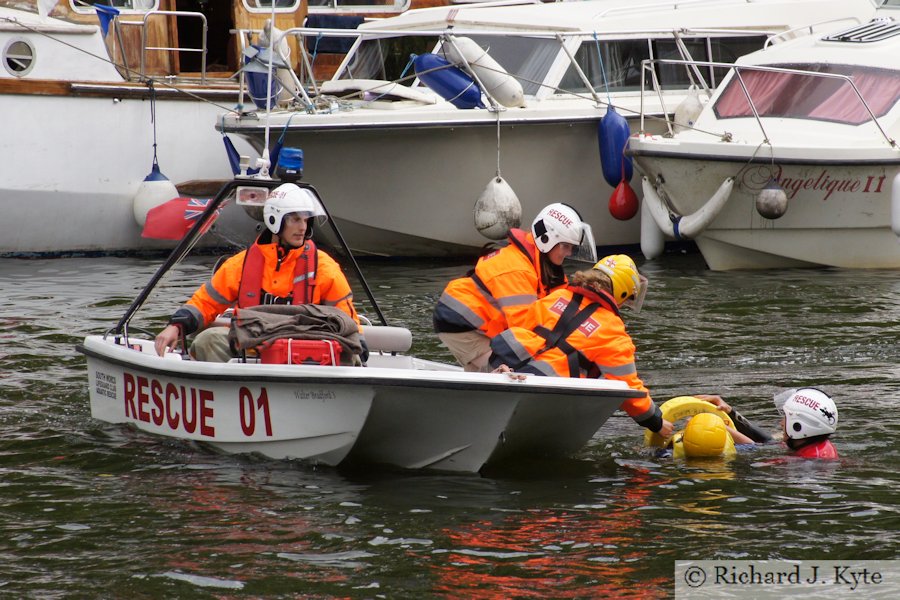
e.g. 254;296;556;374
1;253;899;598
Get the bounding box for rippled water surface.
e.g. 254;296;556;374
1;253;899;598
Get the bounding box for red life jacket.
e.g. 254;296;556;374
237;240;318;308
792;438;839;459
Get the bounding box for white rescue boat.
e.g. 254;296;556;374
77;172;644;473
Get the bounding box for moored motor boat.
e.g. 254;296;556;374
628;3;900;270
76;168;645;473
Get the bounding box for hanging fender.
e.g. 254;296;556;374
133;162;179;227
443;36;525;108
597;106;633;187
640;176;734;240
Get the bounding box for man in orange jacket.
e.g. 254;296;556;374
489;255;673;436
154;183;359;362
433;203;596;371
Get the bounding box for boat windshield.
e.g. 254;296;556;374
339;35;562;97
433;36;562;97
559;35;768;94
339;37;440;83
713;64;900;125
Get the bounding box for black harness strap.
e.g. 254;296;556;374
523;291;620;377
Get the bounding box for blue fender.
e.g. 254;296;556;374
597;106;633;187
414;53;484;110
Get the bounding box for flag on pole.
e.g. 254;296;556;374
141;197;221;240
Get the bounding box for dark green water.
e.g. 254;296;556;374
1;254;899;598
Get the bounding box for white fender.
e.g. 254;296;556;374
640;176;734;239
673;85;703;133
474;176;522;240
892;172;900;238
640;195;665;260
133;165;179;227
444;36;525;108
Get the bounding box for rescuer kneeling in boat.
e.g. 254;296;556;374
154;183;362;362
488;254;674;437
688;389;839;459
433;203;596;372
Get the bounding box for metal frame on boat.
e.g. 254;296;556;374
76;171;645;473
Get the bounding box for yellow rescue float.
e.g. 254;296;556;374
645;396;737;459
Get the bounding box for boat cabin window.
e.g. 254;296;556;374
339;35;560;96
71;0;158;12
308;0;411;15
243;0;302;10
339;36;439;82
433;36;560;97
559;35;767;94
714;64;900;125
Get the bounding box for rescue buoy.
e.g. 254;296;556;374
673;85;703;133
414;53;484;110
644;396;735;448
474;176;522;240
133;162;179;227
442;36;525;108
640;194;665;260
608;179;638;221
597;106;633;188
756;178;788;219
892;172;900;238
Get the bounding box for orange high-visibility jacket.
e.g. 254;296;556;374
178;239;358;332
490;285;662;430
433;229;565;338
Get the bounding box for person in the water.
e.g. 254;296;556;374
691;388;839;459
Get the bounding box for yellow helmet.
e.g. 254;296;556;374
592;254;648;311
681;413;729;458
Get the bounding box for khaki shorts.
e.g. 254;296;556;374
437;330;492;372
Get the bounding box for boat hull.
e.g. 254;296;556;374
630;146;900;270
0;91;259;256
81;336;372;465
79;335;642;472
221;106;656;257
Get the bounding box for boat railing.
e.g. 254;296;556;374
118;10;209;84
638;58;897;148
234;25;775;112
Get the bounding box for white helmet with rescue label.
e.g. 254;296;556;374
776;388;838;440
263;183;327;237
531;203;597;263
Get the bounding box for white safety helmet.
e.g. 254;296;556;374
263;183;327;237
531;203;597;263
775;388;838;440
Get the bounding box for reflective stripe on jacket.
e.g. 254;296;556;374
490;285;660;427
433;229;564;338
182;239;358;330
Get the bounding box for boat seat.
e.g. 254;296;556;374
361;325;412;354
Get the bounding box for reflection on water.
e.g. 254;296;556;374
1;254;899;597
